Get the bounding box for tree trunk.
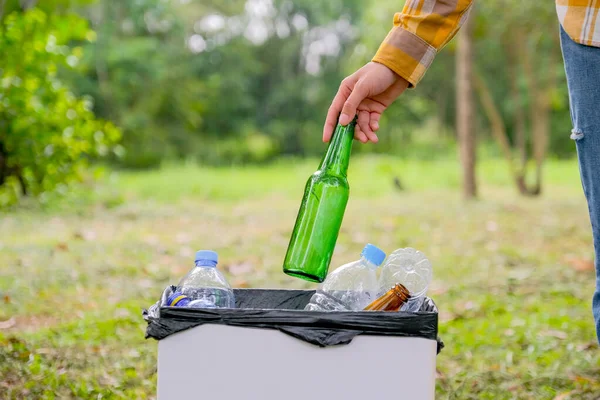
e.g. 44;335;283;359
505;31;527;170
0;0;6;20
504;31;531;195
475;72;536;195
521;36;557;196
16;170;27;196
456;10;477;199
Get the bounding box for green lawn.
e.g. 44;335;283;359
1;155;599;399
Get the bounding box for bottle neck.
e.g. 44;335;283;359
360;256;380;270
195;260;217;268
364;284;410;311
318;119;356;176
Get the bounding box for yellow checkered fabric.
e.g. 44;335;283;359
557;0;600;47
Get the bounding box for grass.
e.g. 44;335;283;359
1;154;599;399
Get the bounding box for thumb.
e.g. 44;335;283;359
339;82;368;125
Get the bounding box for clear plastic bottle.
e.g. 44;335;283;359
167;250;235;309
304;244;386;312
378;248;432;312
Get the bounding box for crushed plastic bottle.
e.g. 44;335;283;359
166;250;235;309
378;248;432;312
304;244;386;311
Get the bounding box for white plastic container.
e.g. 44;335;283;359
157;324;437;400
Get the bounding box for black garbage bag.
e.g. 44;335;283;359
143;286;443;353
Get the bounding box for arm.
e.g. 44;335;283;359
323;0;474;143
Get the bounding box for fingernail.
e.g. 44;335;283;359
373;122;379;130
339;113;350;125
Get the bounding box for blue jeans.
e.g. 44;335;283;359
560;25;600;342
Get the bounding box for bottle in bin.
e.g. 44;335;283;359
377;248;432;312
364;283;411;311
167;250;235;309
304;244;386;311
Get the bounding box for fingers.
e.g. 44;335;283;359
358;110;378;143
369;112;381;132
354;125;368;143
323;108;339;143
324;67;387;143
340;81;368;126
323;79;354;142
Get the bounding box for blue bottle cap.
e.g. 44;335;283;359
195;250;218;265
167;292;190;307
361;244;386;267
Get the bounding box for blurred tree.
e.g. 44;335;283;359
182;0;364;160
457;10;477;199
475;1;563;195
66;0;204;168
10;0;571;172
61;0;367;166
356;0;572;195
0;8;120;206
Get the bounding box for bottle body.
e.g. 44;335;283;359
283;171;349;283
305;258;379;311
304;245;386;311
283;120;356;283
378;248;432;312
168;251;235;309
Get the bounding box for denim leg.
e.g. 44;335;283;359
560;25;600;342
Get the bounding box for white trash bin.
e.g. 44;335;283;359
146;288;441;400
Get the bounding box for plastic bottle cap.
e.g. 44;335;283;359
361;244;386;267
195;250;218;265
167;292;188;306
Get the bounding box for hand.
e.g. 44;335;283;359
323;62;409;143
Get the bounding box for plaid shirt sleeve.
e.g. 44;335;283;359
372;0;474;87
556;0;600;47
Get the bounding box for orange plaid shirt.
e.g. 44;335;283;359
373;1;600;87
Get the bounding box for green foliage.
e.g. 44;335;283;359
63;0;367;167
200;130;279;165
66;0;205;168
0;1;579;185
0;0;96;18
37;0;574;169
0;9;121;207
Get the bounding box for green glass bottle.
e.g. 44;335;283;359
283;117;357;283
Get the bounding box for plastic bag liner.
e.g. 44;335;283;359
143;286;443;353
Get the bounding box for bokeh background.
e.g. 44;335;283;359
1;1;599;399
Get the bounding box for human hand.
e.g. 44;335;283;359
323;62;409;143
